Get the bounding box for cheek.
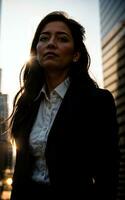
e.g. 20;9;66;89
62;46;74;57
61;43;74;53
36;43;43;54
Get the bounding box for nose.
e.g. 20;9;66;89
47;36;56;48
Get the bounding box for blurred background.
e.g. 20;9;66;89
0;0;125;199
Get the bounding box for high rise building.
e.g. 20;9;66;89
0;71;13;199
0;92;8;139
0;68;8;141
0;69;12;177
99;0;125;199
0;3;13;196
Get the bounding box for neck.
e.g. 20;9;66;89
45;71;68;93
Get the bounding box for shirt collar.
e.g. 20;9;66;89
42;77;70;100
54;77;70;99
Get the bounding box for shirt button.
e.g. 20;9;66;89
48;104;51;109
43;127;47;131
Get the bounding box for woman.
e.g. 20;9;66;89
9;11;119;200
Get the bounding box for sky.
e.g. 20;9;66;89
0;0;103;113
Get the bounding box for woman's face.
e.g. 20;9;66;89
36;21;79;74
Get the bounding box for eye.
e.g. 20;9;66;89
58;36;69;42
39;35;49;42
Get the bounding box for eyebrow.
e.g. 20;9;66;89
40;31;71;37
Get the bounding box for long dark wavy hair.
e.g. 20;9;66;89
9;11;98;139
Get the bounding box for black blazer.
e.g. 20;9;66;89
11;83;119;200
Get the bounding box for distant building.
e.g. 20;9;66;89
0;68;8;140
99;0;125;199
0;69;13;183
0;93;8;140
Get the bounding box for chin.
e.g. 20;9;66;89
42;61;59;68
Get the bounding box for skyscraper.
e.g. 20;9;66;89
99;0;125;199
0;3;13;197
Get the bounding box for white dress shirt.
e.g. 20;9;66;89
29;78;70;184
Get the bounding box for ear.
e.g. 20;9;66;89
73;51;81;62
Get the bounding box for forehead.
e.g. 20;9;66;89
41;21;72;34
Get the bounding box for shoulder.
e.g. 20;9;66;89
81;87;117;111
90;87;113;97
90;88;117;117
89;87;115;102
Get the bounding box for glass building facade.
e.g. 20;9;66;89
99;0;125;199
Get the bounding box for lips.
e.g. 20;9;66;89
44;52;58;57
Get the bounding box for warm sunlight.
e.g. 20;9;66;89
0;6;41;113
0;41;31;113
6;177;12;186
12;140;16;159
0;0;103;114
